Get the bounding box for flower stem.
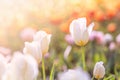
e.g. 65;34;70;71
91;76;94;80
42;57;46;80
81;46;86;70
50;63;55;80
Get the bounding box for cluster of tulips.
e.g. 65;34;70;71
0;17;110;80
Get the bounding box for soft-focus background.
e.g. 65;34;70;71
0;0;120;79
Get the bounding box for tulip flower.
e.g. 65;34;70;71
33;31;51;54
70;17;94;46
58;67;90;80
93;61;105;79
9;52;38;80
0;54;7;80
23;41;42;63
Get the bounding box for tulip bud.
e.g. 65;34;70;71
23;41;42;63
93;61;105;79
69;17;94;46
33;31;51;54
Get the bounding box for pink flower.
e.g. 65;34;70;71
20;27;36;41
109;42;116;51
65;34;74;45
103;33;113;44
90;31;104;44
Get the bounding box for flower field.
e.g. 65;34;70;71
0;0;120;80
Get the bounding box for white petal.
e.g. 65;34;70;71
87;22;94;35
77;17;87;30
23;41;42;63
73;23;83;41
33;30;47;41
70;20;76;38
47;34;52;44
81;30;89;43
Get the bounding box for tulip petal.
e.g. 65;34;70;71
82;30;89;41
77;17;87;31
40;36;49;54
87;22;94;35
33;31;47;41
72;23;82;42
70;20;76;37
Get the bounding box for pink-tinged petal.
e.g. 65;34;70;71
87;22;94;35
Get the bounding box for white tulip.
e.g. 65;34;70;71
70;17;94;46
93;61;105;79
0;54;7;80
33;31;51;54
10;52;38;80
2;63;16;80
23;41;42;63
58;68;90;80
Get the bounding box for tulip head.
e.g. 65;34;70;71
10;52;38;80
23;41;42;63
70;17;94;46
33;31;51;54
93;61;105;79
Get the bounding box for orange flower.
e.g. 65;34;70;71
94;10;106;22
106;9;117;19
60;18;75;33
107;23;117;32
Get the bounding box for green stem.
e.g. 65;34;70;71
81;46;86;70
42;57;46;80
91;76;94;80
50;63;55;80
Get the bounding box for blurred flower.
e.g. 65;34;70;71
107;23;117;32
94;10;106;22
58;67;90;80
106;9;117;19
60;18;74;33
42;28;52;34
64;45;72;59
103;33;113;44
33;30;51;54
90;31;104;45
65;34;74;45
23;41;42;63
109;42;116;51
93;61;105;79
20;27;36;41
9;52;38;80
116;34;120;44
70;17;94;46
0;47;11;62
0;54;7;80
